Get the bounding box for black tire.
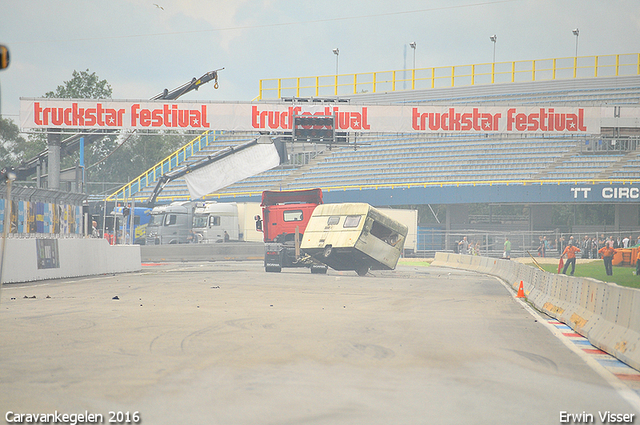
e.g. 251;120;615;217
323;245;332;258
356;265;369;276
265;264;282;273
310;265;328;274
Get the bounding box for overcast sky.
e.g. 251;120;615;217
1;0;639;123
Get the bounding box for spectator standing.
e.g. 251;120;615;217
91;221;100;238
458;237;469;255
543;236;550;255
590;238;598;260
622;236;630;248
599;234;607;250
557;236;565;255
537;236;546;257
561;242;581;276
582;236;590;259
503;237;511;259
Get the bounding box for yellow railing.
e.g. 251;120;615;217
257;53;640;100
106;130;218;202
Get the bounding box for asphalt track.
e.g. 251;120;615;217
1;261;639;425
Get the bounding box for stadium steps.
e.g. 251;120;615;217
529;143;590;180
594;149;640;180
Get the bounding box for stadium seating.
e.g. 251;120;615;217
120;74;640;203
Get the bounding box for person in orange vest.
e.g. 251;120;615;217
561;241;581;276
636;249;640;276
598;245;618;276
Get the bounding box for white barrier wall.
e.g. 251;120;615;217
0;238;141;284
432;252;640;371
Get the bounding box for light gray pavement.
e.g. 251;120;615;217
1;261;638;424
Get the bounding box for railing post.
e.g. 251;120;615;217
354;73;357;94
491;62;495;84
471;64;475;85
451;65;455;87
334;75;338;96
552;58;556;80
594;55;598;77
373;72;377;93
278;79;282;99
573;57;577;78
412;69;415;90
316;76;319;97
511;61;515;82
431;68;435;88
616;54;620;76
258;79;263;100
532;60;536;81
392;70;396;92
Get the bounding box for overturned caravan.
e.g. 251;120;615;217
300;203;408;276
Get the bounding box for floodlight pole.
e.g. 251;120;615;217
490;35;497;63
410;42;416;70
572;28;579;57
490;35;497;83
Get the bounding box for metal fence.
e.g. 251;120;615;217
414;227;640;259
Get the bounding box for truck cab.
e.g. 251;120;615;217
145;201;195;245
192;202;239;243
259;188;325;273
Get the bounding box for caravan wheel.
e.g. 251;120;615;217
356;265;369;276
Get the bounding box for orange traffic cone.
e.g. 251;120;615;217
516;281;525;298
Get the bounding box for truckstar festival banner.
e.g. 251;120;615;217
20;98;603;134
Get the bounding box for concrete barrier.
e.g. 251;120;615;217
140;242;265;263
1;238;141;284
432;252;640;371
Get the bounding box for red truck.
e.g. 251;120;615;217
257;188;327;273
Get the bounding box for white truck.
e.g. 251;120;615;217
145;201;195;245
146;201;262;244
192;202;239;242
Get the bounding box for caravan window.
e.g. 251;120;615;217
283;210;303;222
343;215;361;228
327;216;340;225
370;221;401;246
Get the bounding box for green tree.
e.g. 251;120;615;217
14;69;115;172
0;116;27;166
45;69;112;99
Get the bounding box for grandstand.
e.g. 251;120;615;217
107;53;640;253
115;75;640;203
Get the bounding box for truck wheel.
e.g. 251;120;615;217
323;245;332;258
310;265;328;274
356;265;369;276
265;264;282;273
